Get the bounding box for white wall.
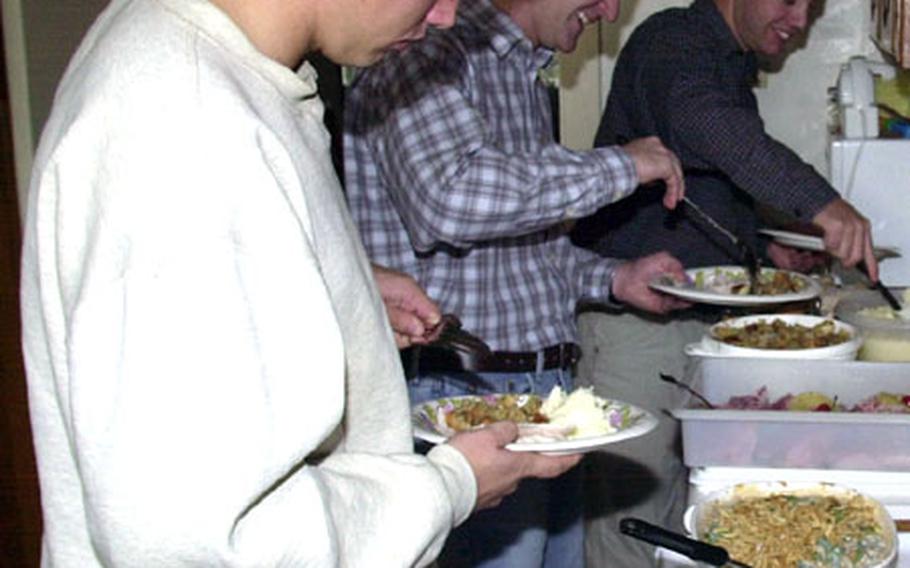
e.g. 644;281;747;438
560;0;882;178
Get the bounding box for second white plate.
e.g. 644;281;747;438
760;229;901;259
649;265;821;307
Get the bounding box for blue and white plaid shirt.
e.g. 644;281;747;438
344;0;638;352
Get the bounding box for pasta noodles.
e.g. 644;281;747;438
700;490;891;567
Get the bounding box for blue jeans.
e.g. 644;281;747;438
410;369;584;568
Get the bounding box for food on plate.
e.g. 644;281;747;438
435;387;632;441
539;386;622;438
443;393;546;432
700;490;892;567
693;267;808;296
712;318;850;350
720;387;910;414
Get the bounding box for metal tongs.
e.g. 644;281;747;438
682;196;761;293
424;314;494;359
620;517;752;568
417;314;496;389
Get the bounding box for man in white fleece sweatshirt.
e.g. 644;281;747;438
19;0;580;565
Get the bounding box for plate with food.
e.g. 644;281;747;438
649;265;821;307
411;387;658;455
759;229;901;259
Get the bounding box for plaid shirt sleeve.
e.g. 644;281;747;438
345;45;637;253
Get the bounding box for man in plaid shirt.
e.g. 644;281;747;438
344;0;692;566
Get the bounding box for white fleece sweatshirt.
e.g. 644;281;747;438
20;0;475;565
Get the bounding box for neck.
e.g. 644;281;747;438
209;0;313;67
713;0;746;50
491;0;538;45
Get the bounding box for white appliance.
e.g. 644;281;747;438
829;57;910;286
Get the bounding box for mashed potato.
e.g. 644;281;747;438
540;386;616;438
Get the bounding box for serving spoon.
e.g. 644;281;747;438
658;373;715;409
620;517;752;567
858;261;904;313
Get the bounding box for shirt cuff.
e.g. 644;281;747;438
427;443;477;527
580;257;622;307
593;146;639;203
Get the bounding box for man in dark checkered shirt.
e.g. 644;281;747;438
343;0;696;566
574;1;879;565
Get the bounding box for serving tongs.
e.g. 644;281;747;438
620;517;752;568
682;197;761;294
424;314;494;360
415;314;497;390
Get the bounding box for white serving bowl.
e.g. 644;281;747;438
684;481;898;568
685;313;861;360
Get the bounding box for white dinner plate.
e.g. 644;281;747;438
759;229;901;259
411;394;658;455
649;265;822;307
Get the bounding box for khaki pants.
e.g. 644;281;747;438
576;309;708;567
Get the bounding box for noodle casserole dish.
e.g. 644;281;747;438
685;481;897;567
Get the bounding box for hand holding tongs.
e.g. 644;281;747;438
682;196;760;293
620;517;752;568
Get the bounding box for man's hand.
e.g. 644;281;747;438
610;252;692;314
447;422;581;511
622;136;685;209
372;264;442;349
812;198;877;280
766;241;826;273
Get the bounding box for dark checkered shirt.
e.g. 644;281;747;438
344;0;639;351
573;0;838;267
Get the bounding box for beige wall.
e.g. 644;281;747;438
3;0;107;218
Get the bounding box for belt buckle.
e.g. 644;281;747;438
557;343;579;370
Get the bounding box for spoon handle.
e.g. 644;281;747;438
620;517;747;567
659;373;716;409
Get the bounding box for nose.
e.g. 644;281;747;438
605;0;621;23
426;0;459;29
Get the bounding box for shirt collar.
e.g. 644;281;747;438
154;0;317;101
691;0;757;79
692;0;745;55
460;0;554;70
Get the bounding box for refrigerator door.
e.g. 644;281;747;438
829;138;910;285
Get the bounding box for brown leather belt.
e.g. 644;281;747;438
401;342;581;377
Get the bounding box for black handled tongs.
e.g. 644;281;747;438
682;196;760;293
858;261;903;312
620;517;752;568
